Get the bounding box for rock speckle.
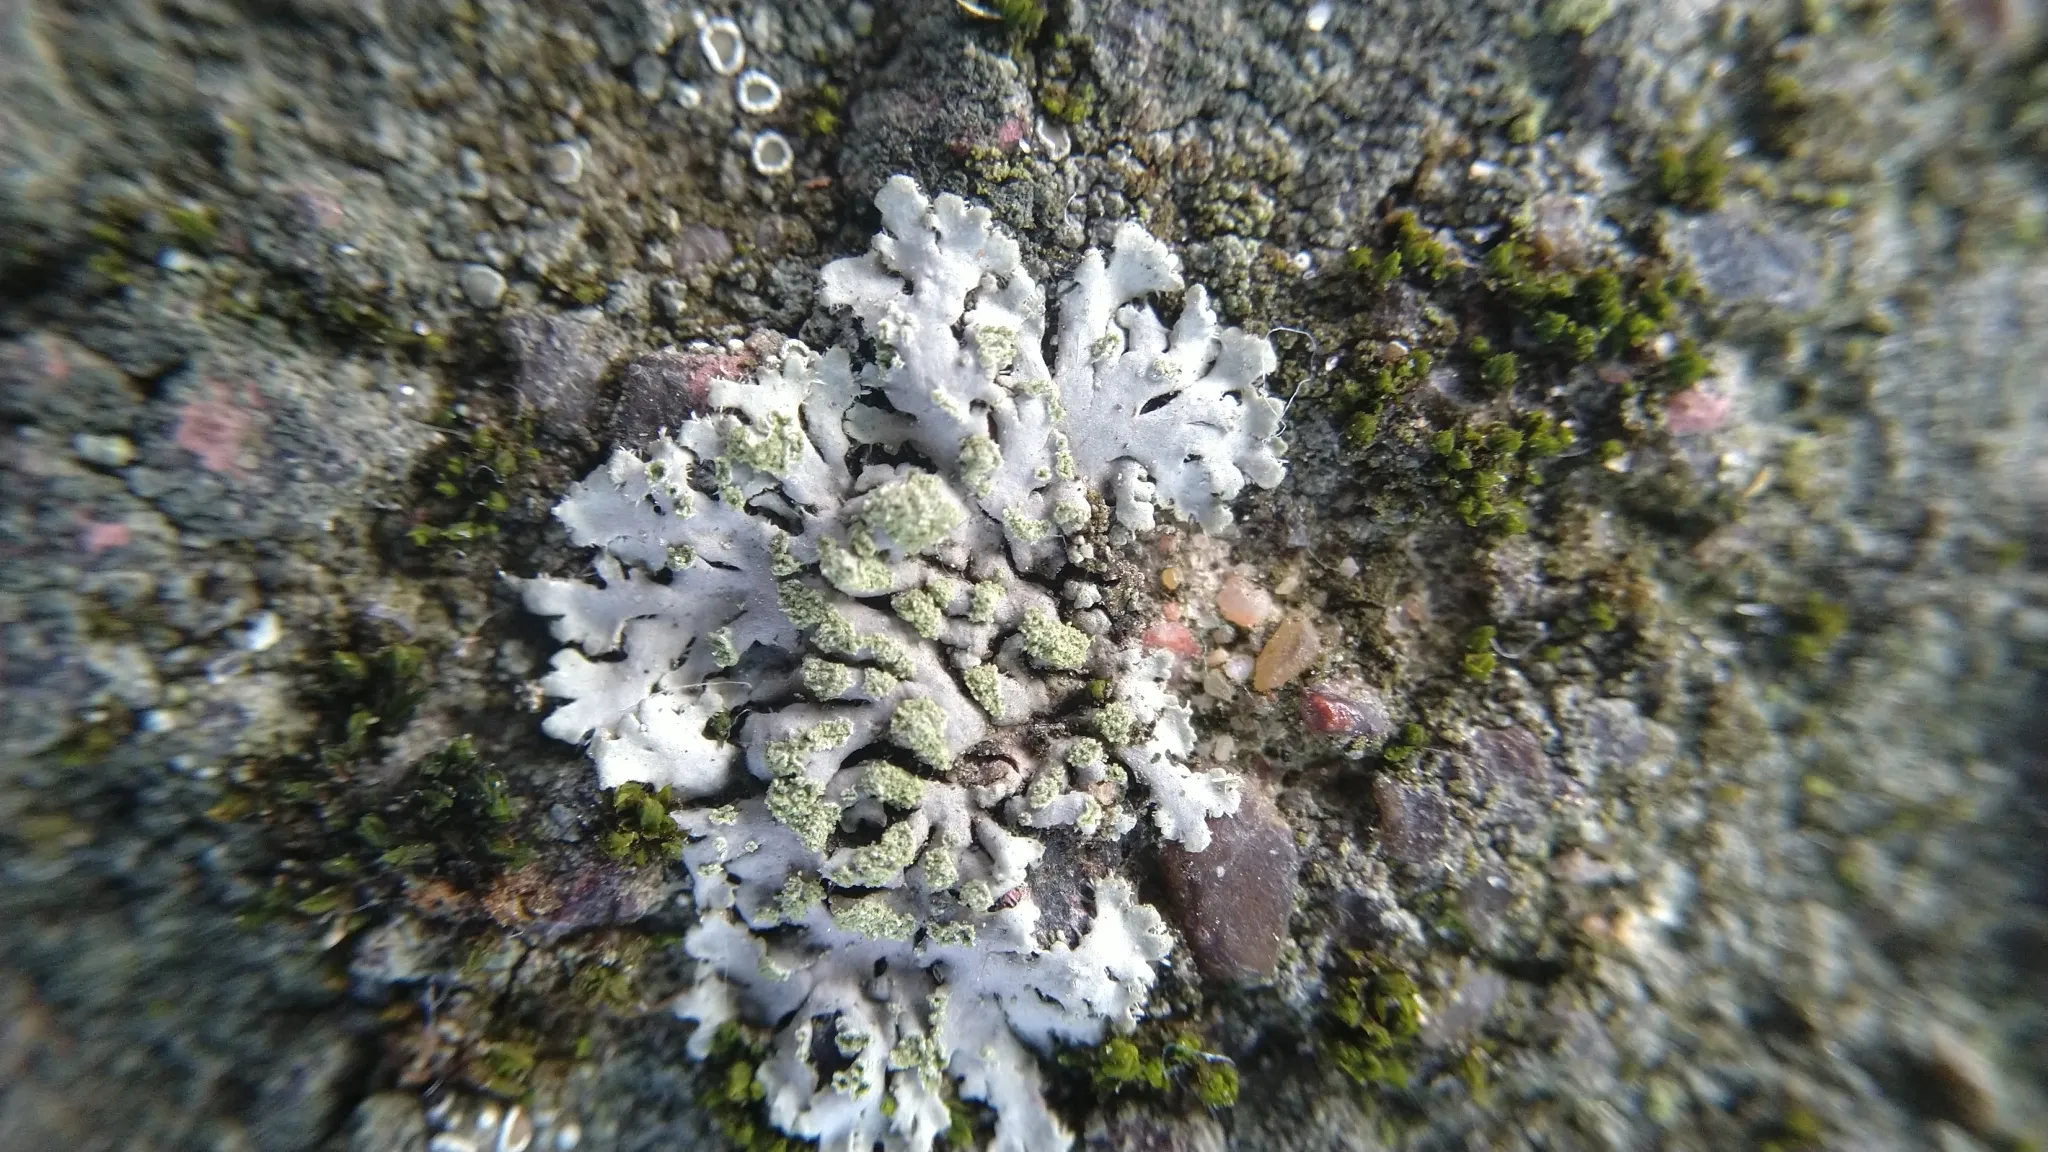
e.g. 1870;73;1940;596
503;309;627;437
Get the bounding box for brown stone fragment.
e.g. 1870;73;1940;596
1161;780;1300;983
1373;777;1452;870
1251;613;1319;692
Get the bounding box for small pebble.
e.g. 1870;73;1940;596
1928;1025;2005;1136
631;54;668;100
1251;613;1319;692
1160;566;1181;592
238;611;282;653
73;432;136;467
1215;572;1273;628
497;1105;534;1152
542;142;584;185
1142;619;1201;658
1300;679;1390;738
1202;668;1235;700
1306;1;1334;32
460;264;508;309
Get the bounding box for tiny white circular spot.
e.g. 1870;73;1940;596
699;18;745;75
750;130;794;176
735;68;782;115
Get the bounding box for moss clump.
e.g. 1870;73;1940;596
324;642;430;759
356;735;532;874
600;782;688;867
1060;1027;1240;1110
700;1024;816;1152
1462;626;1498;681
1654;131;1730;212
1379;722;1428;767
407;410;541;552
1787;592;1850;663
1327;961;1425;1088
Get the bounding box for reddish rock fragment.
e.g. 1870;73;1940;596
1161;780;1300;983
1251;613;1320;692
1300;679;1391;739
608;344;753;449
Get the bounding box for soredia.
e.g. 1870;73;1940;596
518;176;1285;1151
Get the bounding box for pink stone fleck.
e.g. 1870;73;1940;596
1142;619;1201;659
1215;572;1273;629
78;520;130;554
1665;387;1731;435
173;382;257;474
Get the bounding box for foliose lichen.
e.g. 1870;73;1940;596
518;176;1287;1151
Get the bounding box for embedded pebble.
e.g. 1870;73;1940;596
1927;1025;2005;1136
1141;618;1201;658
460;264;508;309
1306;1;1334;32
1160;779;1299;982
1215;571;1272;628
1373;777;1453;869
73;431;136;467
1251;612;1319;691
1300;679;1390;738
542;142;584;185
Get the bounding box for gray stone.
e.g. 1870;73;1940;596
503;309;627;437
1373;777;1453;871
459;264;508;309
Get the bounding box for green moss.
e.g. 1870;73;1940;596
1039;79;1098;124
600;782;688;867
1327;962;1425;1088
1479;352;1520;390
1345;410;1381;446
407;411;541;552
1379;722;1427;766
1788;592;1850;662
1462;626;1498;681
700;1023;815;1152
1654;131;1730;212
475;1039;538;1096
